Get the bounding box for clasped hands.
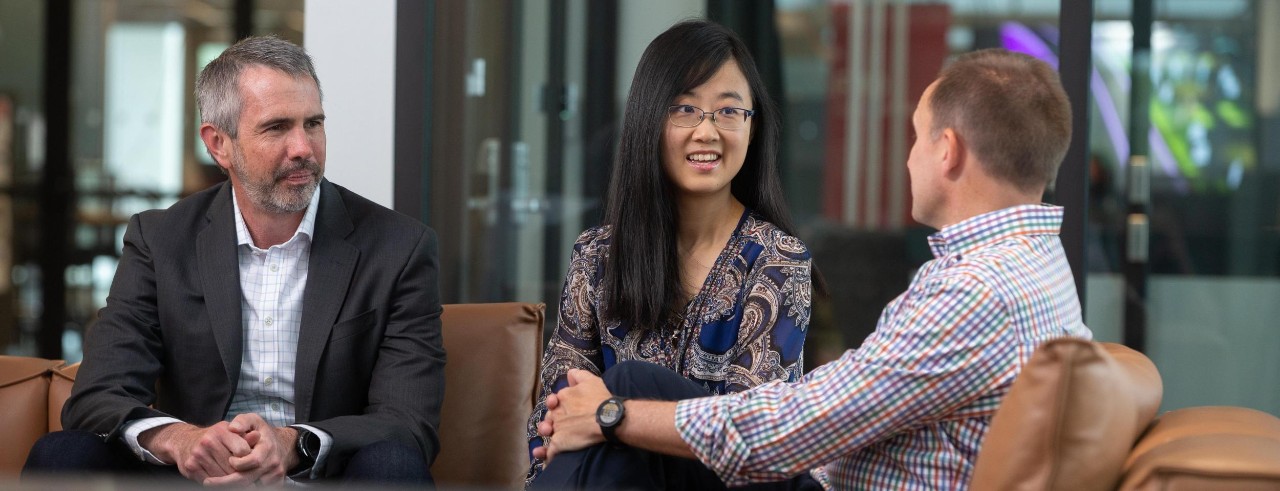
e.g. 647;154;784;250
140;413;299;486
532;368;613;464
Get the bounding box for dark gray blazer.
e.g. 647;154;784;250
63;179;446;476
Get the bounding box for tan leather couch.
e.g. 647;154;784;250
972;339;1280;490
8;320;1280;489
0;302;544;489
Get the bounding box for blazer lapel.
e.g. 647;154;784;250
197;182;244;393
294;180;358;421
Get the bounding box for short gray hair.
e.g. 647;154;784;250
195;35;322;138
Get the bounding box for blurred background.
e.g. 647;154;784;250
1;0;1276;416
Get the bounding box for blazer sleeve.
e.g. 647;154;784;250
63;213;174;437
306;226;447;474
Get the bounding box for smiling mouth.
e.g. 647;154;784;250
686;152;721;170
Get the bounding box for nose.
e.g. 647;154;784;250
691;114;719;142
285;126;315;160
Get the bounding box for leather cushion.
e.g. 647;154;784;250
1120;406;1280;490
969;339;1162;491
430;302;544;489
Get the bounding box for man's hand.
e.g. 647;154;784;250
139;422;251;483
538;369;613;463
202;413;300;487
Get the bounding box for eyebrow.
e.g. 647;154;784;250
257;113;326;130
679;90;746;104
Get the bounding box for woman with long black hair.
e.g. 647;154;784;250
526;19;819;484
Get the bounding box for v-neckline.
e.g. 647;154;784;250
679;207;751;321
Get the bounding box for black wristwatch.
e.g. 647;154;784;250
294;427;321;470
596;396;628;445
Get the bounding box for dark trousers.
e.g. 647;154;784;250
23;429;433;486
531;361;821;491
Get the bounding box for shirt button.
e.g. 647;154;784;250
265;317;274;326
270;264;279;272
264;376;274;386
271;403;281;411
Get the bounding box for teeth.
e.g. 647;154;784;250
688;154;719;162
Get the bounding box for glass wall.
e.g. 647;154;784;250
1086;0;1280;414
425;0;1279;416
426;0;708;323
771;0;1064;364
1;0;303;360
11;0;1278;417
0;0;45;357
430;0;1070;364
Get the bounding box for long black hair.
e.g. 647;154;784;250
602;20;805;330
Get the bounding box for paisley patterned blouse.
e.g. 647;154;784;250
525;210;813;483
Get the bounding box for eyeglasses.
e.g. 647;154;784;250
667;104;755;130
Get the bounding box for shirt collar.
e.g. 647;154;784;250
231;184;322;250
927;204;1063;258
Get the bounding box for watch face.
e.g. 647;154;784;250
299;431;321;458
597;400;624;425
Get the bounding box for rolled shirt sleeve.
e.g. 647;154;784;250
675;274;1019;486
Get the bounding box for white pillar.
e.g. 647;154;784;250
304;0;397;207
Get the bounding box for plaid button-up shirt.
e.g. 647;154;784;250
676;204;1092;490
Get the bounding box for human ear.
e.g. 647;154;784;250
199;123;232;171
940;127;965;177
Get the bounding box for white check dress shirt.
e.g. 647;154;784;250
122;187;334;479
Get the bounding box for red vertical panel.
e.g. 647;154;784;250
823;3;951;228
889;5;950;227
822;3;851;222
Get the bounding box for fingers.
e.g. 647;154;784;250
545;393;560;410
181;422;244;479
202;467;286;488
218;426;253;458
566;369;586;386
223;447;274;484
201;471;256;487
545;437;560;463
229;430;278;471
228;412;270;435
243;428;262;447
228;431;265;471
538;419;554;437
228;425;292;486
226;413;281;473
256;465;288;487
566;369;603;388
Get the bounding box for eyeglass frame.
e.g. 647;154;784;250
666;104;756;130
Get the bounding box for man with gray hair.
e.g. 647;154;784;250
24;36;444;486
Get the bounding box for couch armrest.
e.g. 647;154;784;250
0;356;65;475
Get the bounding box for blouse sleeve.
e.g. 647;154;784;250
524;230;608;486
724;233;813;393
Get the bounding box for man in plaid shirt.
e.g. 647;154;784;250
531;48;1092;490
